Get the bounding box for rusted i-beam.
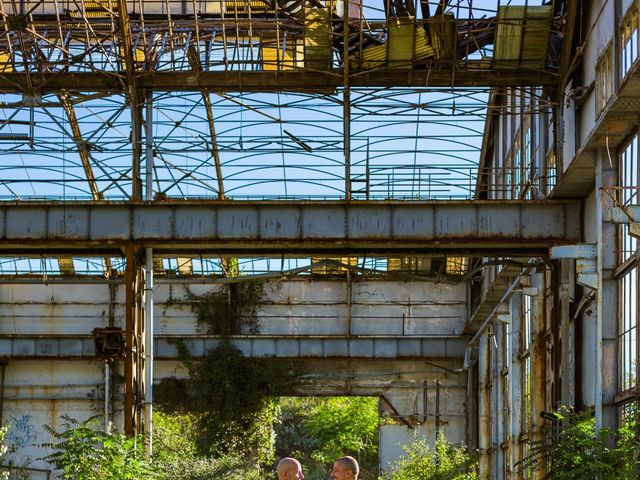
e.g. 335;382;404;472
124;245;136;436
187;47;225;199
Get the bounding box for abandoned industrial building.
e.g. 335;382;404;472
0;0;638;478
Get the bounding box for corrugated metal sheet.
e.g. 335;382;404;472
353;17;434;70
429;13;457;60
304;9;332;70
263;41;301;70
494;5;553;69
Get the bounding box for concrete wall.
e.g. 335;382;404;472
0;277;469;477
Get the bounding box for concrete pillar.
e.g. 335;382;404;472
596;148;619;431
508;293;523;478
531;270;548;480
478;335;492;479
559;260;576;406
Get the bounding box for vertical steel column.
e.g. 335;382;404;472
136;263;145;434
346;269;352;337
510;294;522;477
493;325;504;479
144;92;154;457
343;5;351;200
559;260;575;405
531;270;547;480
478;335;491;479
124;245;137;436
104;361;110;433
595;148;618;431
0;362;6;423
145;93;154;202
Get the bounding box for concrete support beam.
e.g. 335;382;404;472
612;205;640;223
0;201;582;254
0;335;468;360
595;150;619;431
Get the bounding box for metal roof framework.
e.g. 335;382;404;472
0;0;569;275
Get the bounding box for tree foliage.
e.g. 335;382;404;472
303;397;379;465
275;397;379;480
382;435;478;480
155;341;290;462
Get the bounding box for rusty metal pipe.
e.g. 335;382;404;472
144;248;154;458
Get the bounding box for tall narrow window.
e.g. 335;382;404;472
519;293;533;478
617;130;639;426
620;267;638;391
622;7;639;77
620;135;639;263
596;45;613;116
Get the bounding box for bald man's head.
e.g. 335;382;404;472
331;456;359;480
277;457;304;480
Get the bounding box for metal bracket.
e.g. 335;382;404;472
576;262;598;289
550;244;596;260
612;205;640;223
550;244;597;290
495;302;510;324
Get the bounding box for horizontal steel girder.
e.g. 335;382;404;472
0;69;558;93
0;201;582;254
0;335;468;360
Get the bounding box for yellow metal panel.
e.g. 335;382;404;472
0;52;12;72
58;257;75;276
387;257;433;273
494;5;552;68
445;257;467;276
263;41;298;71
311;257;358;274
304;9;331;70
69;0;118;18
429;13;456;60
120;47;145;71
354;17;433;70
176;258;193;276
225;0;274;14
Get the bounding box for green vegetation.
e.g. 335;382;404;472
42;415;156;479
521;407;640;480
155;341;290;463
157;281;289;463
275;397;380;480
381;435;478;480
184;281;265;335
0;425;10;480
153;412;262;480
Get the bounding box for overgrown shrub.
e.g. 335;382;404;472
382;435;478;480
521;407;640;480
155;455;264;480
153;412;266;480
42;415;156;479
185;281;264;335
